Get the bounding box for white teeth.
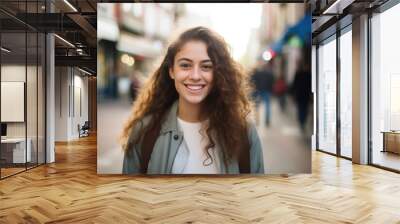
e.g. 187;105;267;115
186;85;204;90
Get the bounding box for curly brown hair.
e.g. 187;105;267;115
121;26;253;165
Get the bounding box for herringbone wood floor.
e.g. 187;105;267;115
1;135;400;223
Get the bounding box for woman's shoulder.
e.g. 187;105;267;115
127;114;153;144
246;119;258;136
245;119;264;173
137;115;153;129
245;119;262;150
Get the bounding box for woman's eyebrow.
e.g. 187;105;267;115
177;58;192;63
176;58;212;63
201;59;212;63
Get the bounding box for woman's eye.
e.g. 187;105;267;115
179;63;191;69
202;65;213;71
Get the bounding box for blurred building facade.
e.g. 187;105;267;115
257;3;306;88
259;3;304;45
97;3;184;101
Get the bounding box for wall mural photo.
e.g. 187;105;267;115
97;3;312;175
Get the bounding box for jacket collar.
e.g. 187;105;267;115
160;100;181;134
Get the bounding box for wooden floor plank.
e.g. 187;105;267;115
0;134;400;223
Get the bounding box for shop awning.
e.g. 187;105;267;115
116;32;162;58
97;18;119;42
270;13;312;54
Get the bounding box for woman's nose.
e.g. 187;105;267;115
189;66;201;80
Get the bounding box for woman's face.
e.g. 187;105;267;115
170;40;214;106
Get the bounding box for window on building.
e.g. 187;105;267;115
317;35;337;155
371;2;400;171
339;28;352;158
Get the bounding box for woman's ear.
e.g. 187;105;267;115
169;68;174;79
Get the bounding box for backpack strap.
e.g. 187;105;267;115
140;122;161;173
238;130;251;174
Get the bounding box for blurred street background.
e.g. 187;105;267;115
97;3;312;174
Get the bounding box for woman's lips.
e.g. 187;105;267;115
184;84;206;93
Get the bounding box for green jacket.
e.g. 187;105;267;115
122;101;264;174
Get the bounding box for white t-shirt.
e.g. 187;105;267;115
172;118;220;174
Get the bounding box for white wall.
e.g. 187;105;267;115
1;65;26;81
1;65;26;143
54;67;89;141
1;63;46;164
55;67;70;141
1;66;26;130
1;82;25;122
72;74;89;136
1;65;37;138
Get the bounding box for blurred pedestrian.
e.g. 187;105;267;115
121;27;264;174
290;58;311;131
251;61;275;126
273;73;288;112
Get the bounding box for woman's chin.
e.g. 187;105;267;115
181;95;206;105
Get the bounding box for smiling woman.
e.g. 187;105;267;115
169;41;214;122
120;27;264;174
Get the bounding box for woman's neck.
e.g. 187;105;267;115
178;99;205;122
